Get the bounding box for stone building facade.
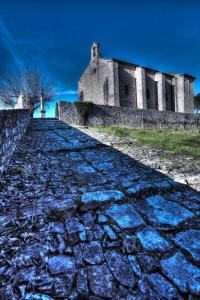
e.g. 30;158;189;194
78;43;195;113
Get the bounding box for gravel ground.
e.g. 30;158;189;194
79;126;200;192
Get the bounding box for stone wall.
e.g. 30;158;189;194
165;76;175;112
118;63;137;108
58;101;200;129
0;109;30;173
78;58;117;107
146;71;158;110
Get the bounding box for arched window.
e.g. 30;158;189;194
146;88;150;99
93;47;96;57
125;84;129;96
79;91;84;102
103;78;109;105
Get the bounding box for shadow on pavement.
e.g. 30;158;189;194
0;118;199;299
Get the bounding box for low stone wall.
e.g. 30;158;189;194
0;109;31;174
58;101;200;129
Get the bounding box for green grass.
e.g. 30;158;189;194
93;126;200;158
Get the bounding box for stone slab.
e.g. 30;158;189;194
161;252;200;295
136;226;172;252
105;250;135;288
173;230;200;263
128;255;142;277
106;203;144;229
48;255;75;275
81;190;124;212
82;241;104;265
137;195;194;227
148;273;178;299
87;264;117;298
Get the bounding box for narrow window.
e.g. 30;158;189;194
79;91;84;102
184;79;187;92
125;84;129;96
146;88;150;99
103;78;109;105
93;47;96;57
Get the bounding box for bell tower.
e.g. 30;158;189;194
91;42;100;62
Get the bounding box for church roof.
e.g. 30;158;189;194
110;58;196;80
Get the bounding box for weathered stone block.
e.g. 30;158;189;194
128;255;142;277
105;250;135;288
48;255;75;275
148;273;178;299
137;195;193;227
83;241;104;265
106;203;144;229
77;268;89;296
87;264;117;298
173;230;200;263
81;190;124;211
136;226;172;252
161;252;200;295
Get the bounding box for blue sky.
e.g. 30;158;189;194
0;0;200;116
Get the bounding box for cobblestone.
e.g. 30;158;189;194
136;226;172;252
0;119;199;299
81;189;124;211
173;229;200;263
148;273;179;299
137;195;194;228
48;255;75;275
83;241;104;265
106;203;144;229
87;264;117;298
161;252;200;295
105;250;135;288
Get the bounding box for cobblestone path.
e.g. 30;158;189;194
0;118;200;299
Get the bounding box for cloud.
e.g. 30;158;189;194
55;90;78;96
0;16;24;72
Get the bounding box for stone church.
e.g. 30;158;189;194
78;43;195;113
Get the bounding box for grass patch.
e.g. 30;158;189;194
93;126;200;158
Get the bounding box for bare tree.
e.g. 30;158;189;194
0;70;54;116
